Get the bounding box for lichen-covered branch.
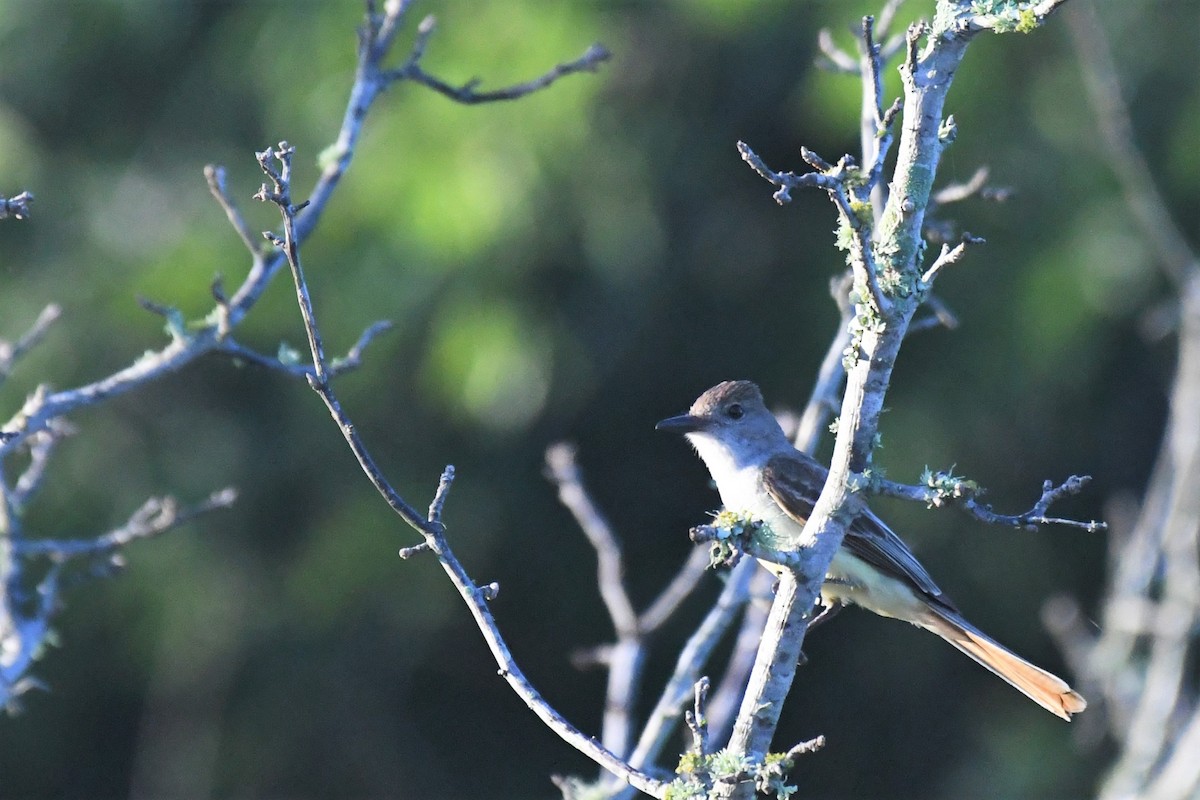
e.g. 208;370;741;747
873;470;1106;532
738;142;888;315
718;4;1079;794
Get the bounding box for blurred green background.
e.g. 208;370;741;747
1;0;1195;797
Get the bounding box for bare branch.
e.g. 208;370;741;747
921;232;985;284
738;141;888;316
219;321;393;381
859;14;887;163
685;676;711;756
907;292;960;334
1065;1;1198;286
427;465;455;527
388;16;610;105
932;166;990;206
547;442;715;764
14;489;238;561
362;0;417;64
0;305;62;388
874;471;1106;532
205;165;263;260
621;559;754;788
10;421;74;510
638;546;710;634
545;443;638;636
866;96;903;202
793;303;853;453
784;736;826;759
815;28;859;73
254;143;429;531
257;142;663;796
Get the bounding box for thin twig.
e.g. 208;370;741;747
11;421;74;510
257;145;663;797
685;676;711;755
545;443;638;636
0;305;62;387
921;232;985;284
204;165;262;259
638;546;711;634
618;559;754;794
816;29;859;74
427;465;455;527
874;472;1106;532
388;16;610;105
255;143;428;530
1065;2;1198;285
738;141;888;315
931;166;991;206
219;321;393;380
859;14;886;177
14;489;238;560
784;736;826;759
852;7;906;215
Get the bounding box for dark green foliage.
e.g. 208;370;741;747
1;1;1189;797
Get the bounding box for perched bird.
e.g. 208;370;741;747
657;379;1086;720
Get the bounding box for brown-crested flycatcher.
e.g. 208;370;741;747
657;380;1086;720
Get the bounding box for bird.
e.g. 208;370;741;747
656;379;1086;720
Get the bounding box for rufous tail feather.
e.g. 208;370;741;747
921;605;1087;721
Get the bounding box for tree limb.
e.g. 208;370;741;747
255;143;664;797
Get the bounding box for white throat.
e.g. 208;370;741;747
686;430;772;514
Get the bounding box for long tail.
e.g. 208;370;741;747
920;604;1087;721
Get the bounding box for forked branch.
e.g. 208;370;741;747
255;144;666;798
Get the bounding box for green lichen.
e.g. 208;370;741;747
708;510;778;568
921;466;983;507
968;1;1043;33
277;341;303;366
834;220;855;253
667;748;804;800
848;199;873;227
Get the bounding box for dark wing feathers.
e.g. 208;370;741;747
761;453;956;611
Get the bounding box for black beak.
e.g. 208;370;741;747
655;413;705;434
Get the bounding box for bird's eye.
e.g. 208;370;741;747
726;403;744;420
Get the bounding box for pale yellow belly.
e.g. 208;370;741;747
820;548;927;623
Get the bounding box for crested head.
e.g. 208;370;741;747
688;380;765;418
655;380;792;474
